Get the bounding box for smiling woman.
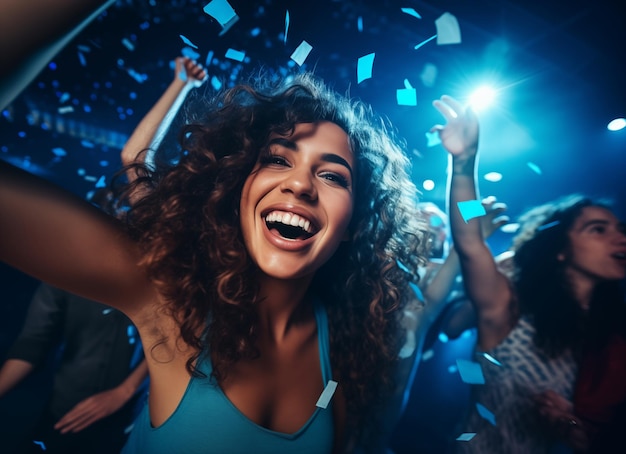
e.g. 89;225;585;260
0;71;430;453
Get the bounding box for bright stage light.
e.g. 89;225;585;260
607;118;626;131
468;85;496;111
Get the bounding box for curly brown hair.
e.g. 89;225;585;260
512;194;626;356
121;72;429;432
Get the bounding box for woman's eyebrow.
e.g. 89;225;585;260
268;137;297;150
321;153;353;179
267;137;353;178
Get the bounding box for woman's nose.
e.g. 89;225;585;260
280;168;318;200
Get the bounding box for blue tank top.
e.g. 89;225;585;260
122;301;335;453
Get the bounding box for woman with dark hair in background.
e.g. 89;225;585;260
432;95;626;453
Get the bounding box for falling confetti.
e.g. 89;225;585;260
203;0;239;35
435;12;461;45
476;402;496;426
401;7;422;19
179;35;199;49
397;88;417;106
357;52;375;83
456;433;476;442
457;200;487;223
284;10;290;44
225;48;245;62
316;380;338;409
456;359;486;384
290;40;313;66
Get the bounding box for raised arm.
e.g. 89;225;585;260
421;197;509;307
432;96;514;349
0;160;154;320
121;56;207;196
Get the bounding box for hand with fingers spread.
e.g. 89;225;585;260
432;95;479;159
480;196;509;239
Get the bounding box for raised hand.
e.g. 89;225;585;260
431;95;479;159
175;56;208;88
480;196;509;239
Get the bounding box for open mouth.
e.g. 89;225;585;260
264;210;316;240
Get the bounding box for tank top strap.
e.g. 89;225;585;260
313;298;332;383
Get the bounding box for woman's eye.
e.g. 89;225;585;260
320;172;349;188
260;155;289;166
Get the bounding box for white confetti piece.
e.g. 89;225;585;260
316;380;338;409
290;40;313;66
435;12;461;45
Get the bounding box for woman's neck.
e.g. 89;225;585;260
256;274;315;345
565;268;595;311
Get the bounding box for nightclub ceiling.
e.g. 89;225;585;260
1;0;624;251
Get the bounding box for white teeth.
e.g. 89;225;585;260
265;211;313;234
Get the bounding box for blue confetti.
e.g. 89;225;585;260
315;380;338;409
357;16;363;32
457;200;487;223
211;76;222;91
179;35;198;49
456;433;476;442
78;51;87;66
482;352;502;366
414;34;437;50
205;50;214;66
203;0;239;35
397;88;417;106
102;308;113;315
527;161;542;175
126;68;148;84
51;148;67;157
396;259;410;273
401;7;422;19
122;38;135;51
225;48;246;62
422;349;434;361
456;359;485;384
32;440;46;451
290;41;313;66
476;402;496;426
81;140;95;148
537;220;560;232
95;176;106;188
59;92;71;103
181;47;201;60
357;53;375;83
284;10;289;43
425;131;441;147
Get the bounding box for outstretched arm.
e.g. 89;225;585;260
421;197;508;307
121;56;207;197
0;160;154;319
432;96;514;350
54;358;149;433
